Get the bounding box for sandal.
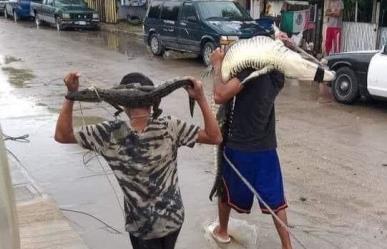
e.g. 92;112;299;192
208;222;231;244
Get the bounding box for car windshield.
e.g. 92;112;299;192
197;1;252;21
57;0;86;6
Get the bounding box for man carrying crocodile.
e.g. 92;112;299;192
54;72;222;249
209;47;293;249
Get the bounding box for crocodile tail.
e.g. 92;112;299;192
209;173;224;201
209;101;231;201
209;143;225;201
189;97;195;117
209;179;219;201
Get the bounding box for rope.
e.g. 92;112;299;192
223;152;308;249
60;208;123;234
89;86;102;101
95;154;125;216
77;101;125;218
1;132;30;143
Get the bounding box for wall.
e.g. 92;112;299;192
85;0;118;23
268;1;284;16
250;0;263;19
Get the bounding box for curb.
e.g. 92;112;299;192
99;22;143;37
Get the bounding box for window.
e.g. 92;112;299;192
181;3;197;21
343;0;373;23
197;1;252;21
160;1;180;21
380;0;387;27
56;0;86;5
148;1;162;19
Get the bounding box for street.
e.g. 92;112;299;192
1;18;387;249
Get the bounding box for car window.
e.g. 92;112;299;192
148;1;162;19
160;1;180;21
56;0;86;5
181;3;197;21
380;0;387;27
197;1;252;21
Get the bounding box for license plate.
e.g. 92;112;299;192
77;21;87;25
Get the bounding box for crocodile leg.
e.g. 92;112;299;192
152;99;162;119
105;101;124;117
240;65;275;85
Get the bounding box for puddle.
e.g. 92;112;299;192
203;218;258;249
0;56;22;65
0;56;47;119
61;30;149;59
1;67;35;87
60;30;200;62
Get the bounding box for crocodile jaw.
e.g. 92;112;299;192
285;54;336;82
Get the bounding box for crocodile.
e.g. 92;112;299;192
207;37;336;200
209;101;232;201
204;36;336;84
66;78;195;118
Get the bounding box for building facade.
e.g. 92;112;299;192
322;0;387;53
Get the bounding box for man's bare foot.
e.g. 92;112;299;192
209;223;231;243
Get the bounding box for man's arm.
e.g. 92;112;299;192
54;72;79;144
211;48;243;105
326;9;342;17
184;77;222;145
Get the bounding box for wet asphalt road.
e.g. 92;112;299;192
1;18;387;249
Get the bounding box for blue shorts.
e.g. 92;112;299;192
221;146;287;214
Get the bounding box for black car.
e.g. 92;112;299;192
143;0;269;65
323;44;387;104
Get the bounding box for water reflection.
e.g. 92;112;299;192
0;55;46;119
60;30;149;59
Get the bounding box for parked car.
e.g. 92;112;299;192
0;0;8;15
143;0;269;66
31;0;100;31
4;0;32;21
323;43;387;104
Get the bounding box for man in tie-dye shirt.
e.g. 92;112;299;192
55;72;222;249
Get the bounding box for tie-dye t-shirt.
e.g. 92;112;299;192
74;116;200;239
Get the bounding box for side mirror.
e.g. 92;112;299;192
187;16;197;23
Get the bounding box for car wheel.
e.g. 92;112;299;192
55;17;62;31
13;10;18;22
332;67;359;104
149;33;164;56
201;41;215;66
